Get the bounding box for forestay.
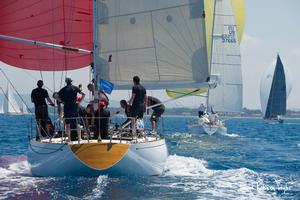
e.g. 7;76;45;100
94;0;209;90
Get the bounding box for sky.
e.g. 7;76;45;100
0;0;299;109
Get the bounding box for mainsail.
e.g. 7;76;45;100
94;0;209;90
208;0;243;113
0;0;93;71
260;55;292;118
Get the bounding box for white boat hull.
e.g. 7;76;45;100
27;137;168;177
198;117;227;135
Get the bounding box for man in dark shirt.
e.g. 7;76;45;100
94;100;110;140
128;76;146;134
58;77;85;142
78;104;94;136
31;80;54;137
147;96;165;134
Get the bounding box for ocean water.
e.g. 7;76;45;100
0;114;299;200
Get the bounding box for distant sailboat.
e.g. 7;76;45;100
260;54;292;122
199;0;243;135
21;102;29;115
0;99;4;114
3;84;21;114
167;0;244;135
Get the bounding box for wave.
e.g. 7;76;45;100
0;155;109;199
220;132;240;138
162;155;297;200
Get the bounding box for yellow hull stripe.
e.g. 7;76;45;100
70;143;129;170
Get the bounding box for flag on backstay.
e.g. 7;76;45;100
99;79;114;94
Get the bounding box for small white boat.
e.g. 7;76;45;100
198;115;227;135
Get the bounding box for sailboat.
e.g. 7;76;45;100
167;0;244;135
0;99;4;114
260;54;292;123
21;102;29;115
3;84;22;115
0;0;209;176
200;0;243;135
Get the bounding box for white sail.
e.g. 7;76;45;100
4;84;21;114
0;100;4;114
208;0;243;113
94;0;209;89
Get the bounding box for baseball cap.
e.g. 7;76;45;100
65;76;73;83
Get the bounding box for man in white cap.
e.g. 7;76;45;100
58;76;85;143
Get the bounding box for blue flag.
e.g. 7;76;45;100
99;79;114;94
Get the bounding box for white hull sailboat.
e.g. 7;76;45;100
28;136;168;176
198;116;227;135
198;0;243;135
166;0;244;135
260;54;292;123
3;84;22;115
0;0;210;176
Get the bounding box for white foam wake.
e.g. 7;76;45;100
83;175;109;200
221;132;240;138
162;155;285;200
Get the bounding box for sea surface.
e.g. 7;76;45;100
0;114;299;200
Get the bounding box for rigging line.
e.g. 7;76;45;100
167;89;208;98
36;44;44;83
146;88;203;110
0;69;33;113
51;0;56;121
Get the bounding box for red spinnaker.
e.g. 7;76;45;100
0;0;93;71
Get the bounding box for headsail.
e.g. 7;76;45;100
0;0;93;71
208;0;243;113
260;55;292;118
94;0;209;90
166;0;245;100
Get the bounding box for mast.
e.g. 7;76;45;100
206;0;218;111
92;0;99;100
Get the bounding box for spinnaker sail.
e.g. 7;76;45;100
260;55;292;119
0;0;93;71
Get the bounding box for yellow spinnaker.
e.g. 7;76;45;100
166;88;208;98
166;0;245;99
